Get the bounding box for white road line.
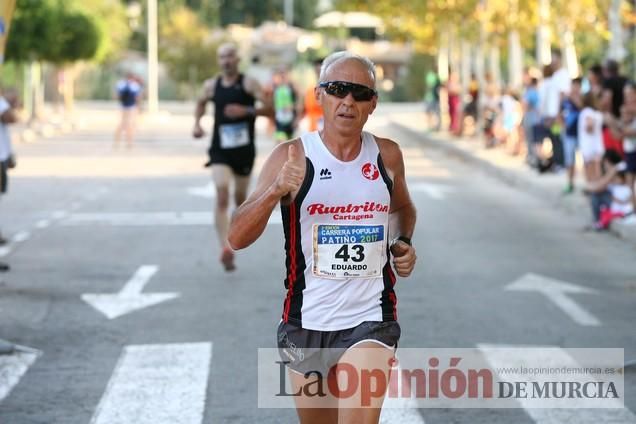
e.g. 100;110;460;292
51;210;69;220
380;366;426;423
410;182;454;200
11;231;31;243
35;219;51;229
0;349;39;402
479;344;635;423
505;273;601;326
0;246;12;257
62;211;283;226
89;342;212;424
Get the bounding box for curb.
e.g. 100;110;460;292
391;119;636;245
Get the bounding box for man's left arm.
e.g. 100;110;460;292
380;138;417;277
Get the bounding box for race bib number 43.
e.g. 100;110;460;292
312;224;386;279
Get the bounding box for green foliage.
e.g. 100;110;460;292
6;0;103;64
217;0;317;28
158;6;223;96
45;10;101;64
71;0;131;62
332;0;615;61
5;0;55;62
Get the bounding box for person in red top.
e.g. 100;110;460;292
303;58;325;132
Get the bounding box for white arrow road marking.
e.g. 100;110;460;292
479;344;635;423
62;211;282;226
410;182;454;200
380;366;426;423
0;347;40;403
505;273;601;326
90;342;212;424
11;231;30;243
187;182;216;198
82;265;179;320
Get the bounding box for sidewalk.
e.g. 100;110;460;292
389;112;636;244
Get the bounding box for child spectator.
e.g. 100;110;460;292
522;76;541;167
597;165;634;229
578;92;605;182
584;149;624;229
561;78;583;193
500;88;523;155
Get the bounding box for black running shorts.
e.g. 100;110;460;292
277;320;401;376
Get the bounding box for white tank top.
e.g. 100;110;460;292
280;131;397;331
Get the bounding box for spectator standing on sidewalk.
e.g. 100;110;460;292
549;51;571;170
561;78;583;193
424;70;441;130
602;59;627;119
537;64;558;171
522;75;541;167
586;64;604;98
605;81;636;211
578;93;605;182
0;88;20;271
447;71;462;135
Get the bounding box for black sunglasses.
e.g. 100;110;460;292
318;81;377;101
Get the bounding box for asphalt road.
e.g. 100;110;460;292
0;105;634;423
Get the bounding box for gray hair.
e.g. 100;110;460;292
319;51;376;87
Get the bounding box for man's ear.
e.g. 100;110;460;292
369;96;378;115
314;86;321;102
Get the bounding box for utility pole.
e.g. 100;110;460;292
147;0;159;113
284;0;294;26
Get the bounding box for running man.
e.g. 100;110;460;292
228;51;417;423
114;72;142;149
193;43;268;271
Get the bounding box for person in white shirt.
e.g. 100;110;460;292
0;89;19;271
228;51;417;423
578;93;605;182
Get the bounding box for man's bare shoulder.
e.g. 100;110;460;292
374;135;403;165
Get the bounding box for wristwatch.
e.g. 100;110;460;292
391;236;412;247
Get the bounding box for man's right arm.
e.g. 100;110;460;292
193;78;215;138
228;140;304;249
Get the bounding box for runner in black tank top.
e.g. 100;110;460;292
209;73;256;176
193;43;268;272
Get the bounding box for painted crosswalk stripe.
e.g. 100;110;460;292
11;231;31;243
62;211;282;226
380;366;426;423
0;349;40;402
479;344;636;423
90;342;212;424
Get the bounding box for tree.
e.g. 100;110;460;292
5;0;102;119
159;6;224;98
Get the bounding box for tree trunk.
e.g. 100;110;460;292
508;30;523;89
608;0;626;61
62;65;76;116
561;25;580;78
536;0;551;65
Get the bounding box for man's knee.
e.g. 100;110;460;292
216;186;230;210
